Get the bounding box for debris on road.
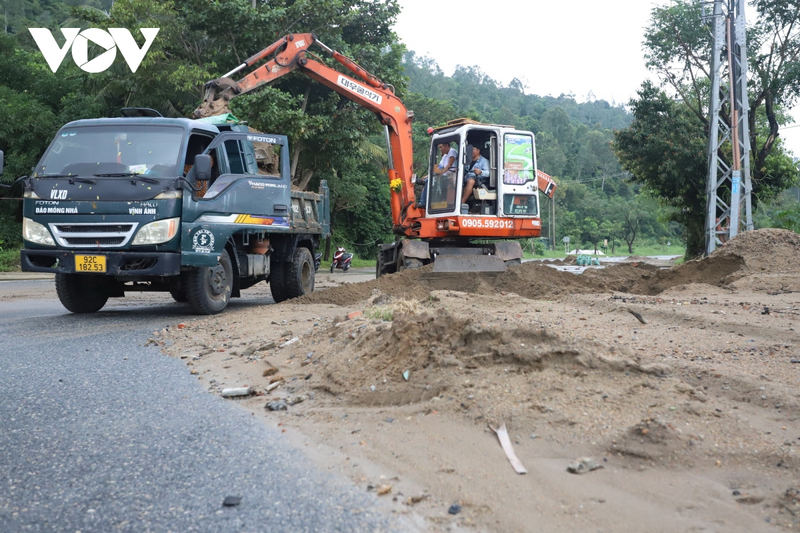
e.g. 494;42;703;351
567;457;604;474
623;307;647;324
280;337;299;348
490;423;527;474
222;495;242;506
376;485;392;496
406;494;429;505
221;387;253;398
448;503;462;515
266;400;288;411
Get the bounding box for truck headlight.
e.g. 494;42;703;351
132;217;180;245
23;218;56;246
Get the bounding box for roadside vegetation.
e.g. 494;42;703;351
0;248;21;272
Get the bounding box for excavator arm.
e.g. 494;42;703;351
194;33;422;232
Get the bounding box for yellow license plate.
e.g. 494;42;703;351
75;254;106;273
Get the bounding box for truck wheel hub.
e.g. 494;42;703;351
208;265;228;295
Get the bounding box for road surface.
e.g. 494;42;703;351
0;279;399;533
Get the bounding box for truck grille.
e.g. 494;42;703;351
49;223;139;248
55;224;132;234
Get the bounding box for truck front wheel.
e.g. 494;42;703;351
186;249;233;315
270;247;314;303
55;274;109;313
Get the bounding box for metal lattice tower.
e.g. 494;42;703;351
704;0;752;255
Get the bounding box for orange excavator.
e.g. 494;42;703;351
194;33;555;276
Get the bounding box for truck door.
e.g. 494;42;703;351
183;132;292;223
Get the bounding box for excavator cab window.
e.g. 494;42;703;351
503;193;538;216
502;134;535;185
427;137;459;214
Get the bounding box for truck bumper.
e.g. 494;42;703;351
21;250;181;277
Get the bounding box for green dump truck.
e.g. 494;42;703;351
2;110;329;314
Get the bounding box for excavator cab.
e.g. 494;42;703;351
426;122;539;221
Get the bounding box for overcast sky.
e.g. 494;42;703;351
393;0;800;157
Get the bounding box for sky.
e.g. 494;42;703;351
393;0;800;158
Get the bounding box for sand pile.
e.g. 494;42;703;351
630;228;800;295
299;228;800;305
307;303;659;407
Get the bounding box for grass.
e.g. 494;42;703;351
0;248;21;272
364;307;394;321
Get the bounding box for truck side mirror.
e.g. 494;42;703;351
193;154;212;182
0;150;4;176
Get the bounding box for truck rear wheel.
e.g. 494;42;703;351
55;273;109;313
271;247;314;303
186;249;233;315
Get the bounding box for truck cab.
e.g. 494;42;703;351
13;111;329;314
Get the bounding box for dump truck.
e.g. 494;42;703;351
195;33;556;276
2;111;329;314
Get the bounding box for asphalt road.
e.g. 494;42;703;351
0;280;396;533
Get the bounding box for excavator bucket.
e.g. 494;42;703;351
194;78;240;119
431;254;507;274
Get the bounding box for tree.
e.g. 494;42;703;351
645;0;800;178
613;82;709;255
627;0;800;255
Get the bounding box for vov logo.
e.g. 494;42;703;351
29;28;159;74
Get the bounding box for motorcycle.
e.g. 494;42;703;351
330;246;352;272
314;252;321;272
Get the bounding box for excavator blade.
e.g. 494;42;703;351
431;254;507;274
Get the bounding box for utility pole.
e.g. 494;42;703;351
551;196;556;251
704;0;752;254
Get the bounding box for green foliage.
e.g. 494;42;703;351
613;82;709;256
1;0;405;250
774;204;800;233
633;0;800;256
0;248;21;272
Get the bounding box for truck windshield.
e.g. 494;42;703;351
36;125;184;178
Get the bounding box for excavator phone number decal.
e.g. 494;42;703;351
461;218;514;229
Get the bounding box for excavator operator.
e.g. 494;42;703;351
461;144;490;208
